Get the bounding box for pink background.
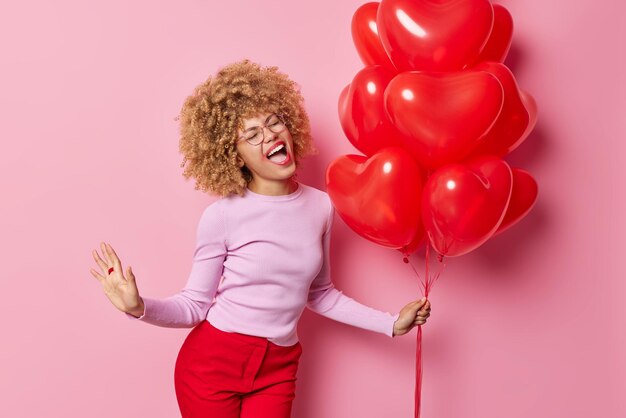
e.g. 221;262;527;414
1;0;624;417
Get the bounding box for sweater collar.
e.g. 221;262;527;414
244;181;303;202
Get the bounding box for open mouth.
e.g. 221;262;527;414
266;144;290;164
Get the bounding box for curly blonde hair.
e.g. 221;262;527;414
177;59;319;198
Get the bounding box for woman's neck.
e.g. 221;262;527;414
247;177;298;196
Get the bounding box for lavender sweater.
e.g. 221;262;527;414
126;181;399;346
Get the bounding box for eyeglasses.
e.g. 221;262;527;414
237;113;287;146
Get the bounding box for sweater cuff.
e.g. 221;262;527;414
124;298;150;321
390;312;400;338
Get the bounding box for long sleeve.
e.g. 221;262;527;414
124;201;227;328
306;203;400;338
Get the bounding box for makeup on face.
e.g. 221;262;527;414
264;140;292;165
237;113;296;172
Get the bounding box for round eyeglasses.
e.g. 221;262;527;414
237;114;287;146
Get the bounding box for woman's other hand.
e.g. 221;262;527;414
392;297;431;337
90;242;144;317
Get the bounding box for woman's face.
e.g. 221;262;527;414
235;112;297;184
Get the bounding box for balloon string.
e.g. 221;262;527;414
415;324;423;418
402;241;447;418
425;242;430;298
404;250;424;295
429;251;447;293
404;242;447;298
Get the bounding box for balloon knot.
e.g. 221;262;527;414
402;256;409;263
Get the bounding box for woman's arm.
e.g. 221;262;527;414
306;203;400;338
124;201;227;328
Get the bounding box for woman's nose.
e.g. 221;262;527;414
263;129;278;142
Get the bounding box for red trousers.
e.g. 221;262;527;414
174;320;303;418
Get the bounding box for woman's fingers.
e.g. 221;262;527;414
92;249;109;274
408;299;431;326
415;313;429;324
414;299;430;309
418;301;431;315
416;312;430;321
90;268;105;282
106;243;123;271
92;243;125;282
100;242;112;264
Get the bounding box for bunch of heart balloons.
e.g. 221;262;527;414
326;0;539;259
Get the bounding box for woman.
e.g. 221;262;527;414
89;59;431;418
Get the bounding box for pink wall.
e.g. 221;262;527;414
1;0;623;417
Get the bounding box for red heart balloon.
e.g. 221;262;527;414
494;168;538;236
338;83;350;119
422;155;512;257
326;147;425;249
471;4;514;65
338;65;407;157
464;62;530;158
377;0;494;71
385;69;504;169
398;231;427;256
351;2;398;73
517;89;538;150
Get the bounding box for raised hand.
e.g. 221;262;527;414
90;242;144;317
392;297;431;337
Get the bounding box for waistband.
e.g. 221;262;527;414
203;320;299;349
